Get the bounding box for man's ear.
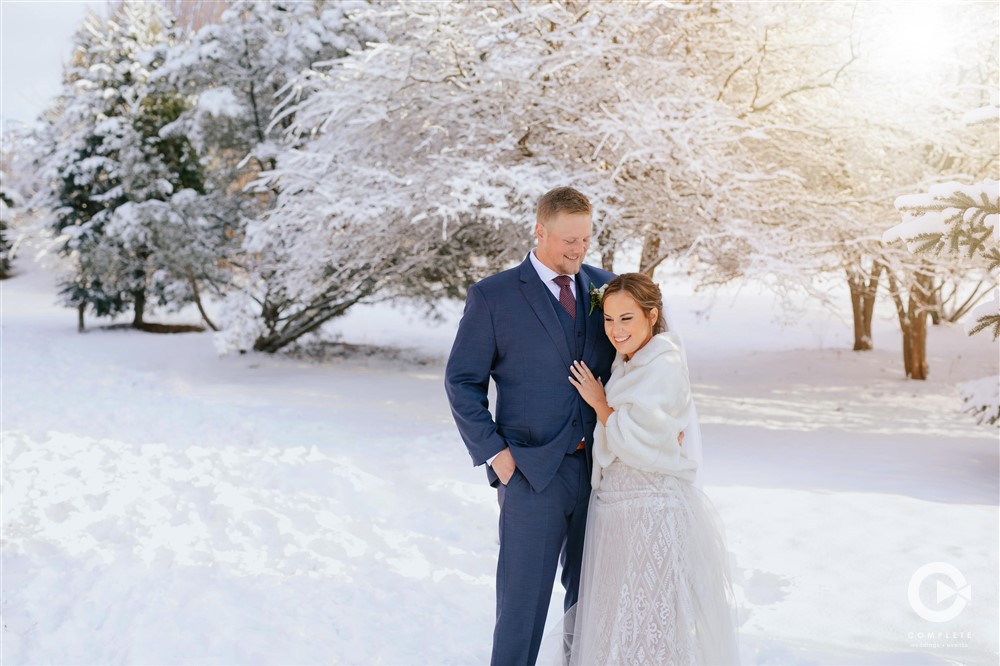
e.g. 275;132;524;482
535;222;545;242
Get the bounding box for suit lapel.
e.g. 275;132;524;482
518;258;573;368
579;267;603;362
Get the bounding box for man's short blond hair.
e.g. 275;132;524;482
536;186;592;225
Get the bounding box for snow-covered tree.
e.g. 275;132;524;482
690;1;997;364
2;123;47;279
217;1;573;353
0;186;20;279
674;0;997;369
618;1;860;288
154;0;371;232
150;0;374;340
885;94;999;422
215;0;798;353
157;0;369;166
34;2;216;331
889;177;999;335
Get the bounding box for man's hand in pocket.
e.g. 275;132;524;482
492;447;517;485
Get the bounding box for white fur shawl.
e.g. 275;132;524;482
591;332;698;488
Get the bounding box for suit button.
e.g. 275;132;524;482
572;420;578;427
577;331;583;337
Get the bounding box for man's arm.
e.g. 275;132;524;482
445;284;508;467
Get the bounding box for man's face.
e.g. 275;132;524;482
534;211;592;276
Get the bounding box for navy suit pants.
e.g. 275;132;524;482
491;449;591;666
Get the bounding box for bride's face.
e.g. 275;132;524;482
603;291;658;359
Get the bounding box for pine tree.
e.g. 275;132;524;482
0;122;36;280
0;188;17;279
35;2;210;330
152;0;373;344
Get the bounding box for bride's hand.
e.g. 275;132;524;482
568;361;607;410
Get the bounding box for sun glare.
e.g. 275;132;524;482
861;2;961;83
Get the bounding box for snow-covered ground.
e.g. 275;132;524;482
2;252;997;665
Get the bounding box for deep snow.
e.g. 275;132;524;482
2;251;997;665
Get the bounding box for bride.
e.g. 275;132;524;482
565;272;739;665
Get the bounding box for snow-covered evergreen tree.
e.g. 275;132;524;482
151;0;374;343
34;2;214;330
154;0;372;234
0;186;20;279
2;123;46;280
157;0;369;170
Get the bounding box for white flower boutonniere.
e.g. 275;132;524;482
588;284;608;316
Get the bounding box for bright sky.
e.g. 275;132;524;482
0;0;108;127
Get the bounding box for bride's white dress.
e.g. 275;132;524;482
560;332;739;665
568;462;738;665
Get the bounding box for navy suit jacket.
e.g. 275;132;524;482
445;255;617;492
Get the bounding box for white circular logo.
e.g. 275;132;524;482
908;562;971;623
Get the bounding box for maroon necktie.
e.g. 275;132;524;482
553;275;576;319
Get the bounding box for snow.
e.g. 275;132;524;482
195;87;244;118
883;211;949;243
2;251;998;665
888;180;1000;247
962;104;1000;125
961;375;1000;426
894;181;1000;212
965;290;999;335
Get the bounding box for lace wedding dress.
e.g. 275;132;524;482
565;460;739;665
547;330;738;665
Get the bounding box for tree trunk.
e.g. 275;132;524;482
598;227;615;272
886;267;932;380
908;305;929;379
848;276;864;348
897;308;930;380
638;235;660;278
846;261;881;351
253;297;361;353
900;318;914;377
906;270;933;380
77;303;85;333
188;271;219;331
132;289;146;328
928;280;942;325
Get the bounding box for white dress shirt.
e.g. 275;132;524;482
529;248;577;301
489;249;578;468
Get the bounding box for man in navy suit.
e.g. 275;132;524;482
445;186;616;665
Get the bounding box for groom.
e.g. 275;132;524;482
445;186;616;665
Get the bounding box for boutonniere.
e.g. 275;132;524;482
588;284;608;316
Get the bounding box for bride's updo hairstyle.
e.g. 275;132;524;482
602;273;666;335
